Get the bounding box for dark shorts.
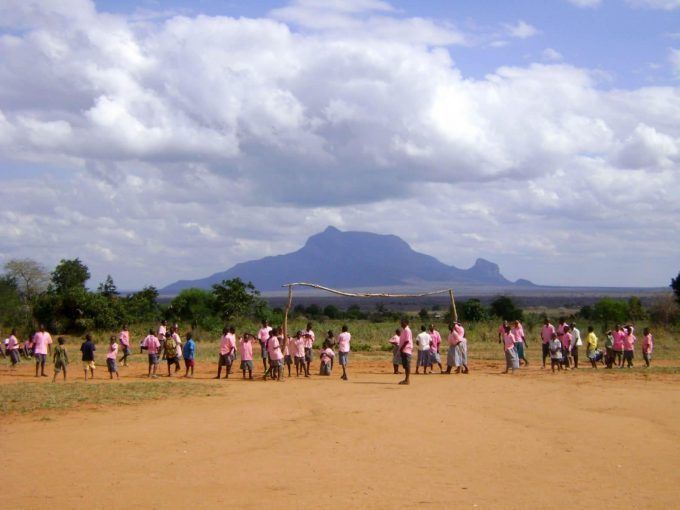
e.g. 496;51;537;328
54;360;66;372
34;353;47;363
184;358;195;368
304;347;313;362
240;360;254;371
401;352;412;370
10;350;20;364
623;350;634;362
219;354;232;366
166;356;178;366
148;353;159;365
542;343;550;358
284;355;292;365
106;358;117;373
122;346;131;356
338;351;349;366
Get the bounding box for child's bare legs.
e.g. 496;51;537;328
52;370;58;383
286;362;291;377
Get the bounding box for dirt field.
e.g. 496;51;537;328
1;357;679;509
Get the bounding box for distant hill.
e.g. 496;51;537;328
161;226;534;294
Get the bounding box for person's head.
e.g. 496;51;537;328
559;317;565;325
624;326;631;334
615;323;621;331
295;330;302;339
513;320;520;327
306;322;313;330
564;325;570;333
39;323;45;332
173;324;179;332
428;323;434;332
504;325;511;333
161;320;167;326
571;322;577;329
58;337;65;345
421;325;426;332
262;319;268;327
85;333;92;342
148;328;154;335
588;326;594;333
11;328;16;335
400;318;409;328
503;320;508;327
327;330;334;338
187;331;193;340
229;326;236;334
222;327;228;335
395;328;401;335
551;333;557;340
341;325;348;333
543;318;550;326
643;327;650;335
122;324;128;330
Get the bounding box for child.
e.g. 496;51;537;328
304;322;315;376
257;319;272;374
642;327;653;368
428;324;443;374
586;326;599;369
7;329;21;368
33;325;53;377
294;331;308;377
216;327;236;379
163;333;178;377
171;326;183;373
512;320;528;366
415;325;431;375
622;326;636;368
549;333;563;373
265;328;284;381
398;319;413;385
337;325;351;381
140;329;160;378
604;330;614;369
52;337;69;382
612;325;625;367
389;329;401;375
283;335;293;377
325;330;336;370
320;345;335;375
106;336;120;380
183;332;196;378
239;333;254;380
561;326;572;370
80;333;96;381
454;322;469;374
502;325;519;374
118;325;131;367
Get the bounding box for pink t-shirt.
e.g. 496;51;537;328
258;327;272;343
562;332;572;350
623;333;636;351
389;334;400;345
557;324;567;338
267;336;283;361
304;330;315;349
8;335;19;350
612;330;625;351
294;337;305;357
448;330;461;347
512;326;525;344
158;325;167;337
497;324;505;338
337;332;351;353
503;332;516;351
541;324;555;344
142;335;160;354
220;334;236;355
454;324;465;339
107;343;118;360
33;331;53;355
118;330;130;347
642;334;653;353
399;326;413;355
239;339;253;361
321;347;334;364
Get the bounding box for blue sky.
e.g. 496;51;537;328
0;0;679;289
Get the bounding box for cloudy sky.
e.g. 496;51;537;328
0;0;678;290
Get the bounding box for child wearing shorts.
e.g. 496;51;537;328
283;336;293;377
118;325;131;367
163;333;179;377
7;329;21;368
293;331;309;377
642;328;653;368
265;328;284;381
216;327;236;379
239;333;254;380
106;336;119;379
337;325;351;381
52;337;69;382
80;334;96;381
140;329;160;378
549;334;563;373
183;332;196;378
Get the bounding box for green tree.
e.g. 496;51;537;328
592;298;628;325
123;286;160;323
324;304;341;319
211;278;263;321
51;258;90;294
627;296;646;321
97;275;118;298
490;296;523;321
671;271;680;306
168;288;217;328
4;258;49;304
418;307;430;321
460;299;487;322
0;275;22;327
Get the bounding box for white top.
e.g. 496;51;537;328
571;328;582;348
416;332;431;351
549;339;563;359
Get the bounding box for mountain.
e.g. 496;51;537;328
160;226;534;294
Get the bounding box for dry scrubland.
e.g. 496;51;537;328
1;319;679;509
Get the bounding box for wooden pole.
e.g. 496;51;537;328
449;289;458;323
283;284;293;350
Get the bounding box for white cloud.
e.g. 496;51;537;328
626;0;680;9
504;20;540;39
542;48;564;61
0;0;678;287
670;48;680;77
567;0;603;7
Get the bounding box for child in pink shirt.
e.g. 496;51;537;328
140;329;160;378
265;328;284;381
398;319;413;385
283;336;293;377
106;336;120;380
320;347;335;376
612;325;625;367
622;326;636;368
389;329;401;375
293;331;309;377
239;333;254;379
337;325;351;381
118;325;131;366
641;328;653;367
216;327;236;379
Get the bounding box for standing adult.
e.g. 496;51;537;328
337;325;351;381
398;319;413;385
258;319;272;374
304;322;316;376
33;325;53;377
502;325;519;374
415;326;431;375
540;319;556;369
428;324;443;374
570;322;582;369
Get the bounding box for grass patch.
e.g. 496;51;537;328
0;380;222;415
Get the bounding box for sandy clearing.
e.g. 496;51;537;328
1;359;679;510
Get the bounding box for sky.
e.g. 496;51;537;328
0;0;678;290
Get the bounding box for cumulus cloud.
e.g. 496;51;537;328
626;0;680;9
0;0;678;288
567;0;603;7
670;48;680;77
542;48;564;61
503;20;540;39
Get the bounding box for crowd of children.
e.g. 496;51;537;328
1;317;656;382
